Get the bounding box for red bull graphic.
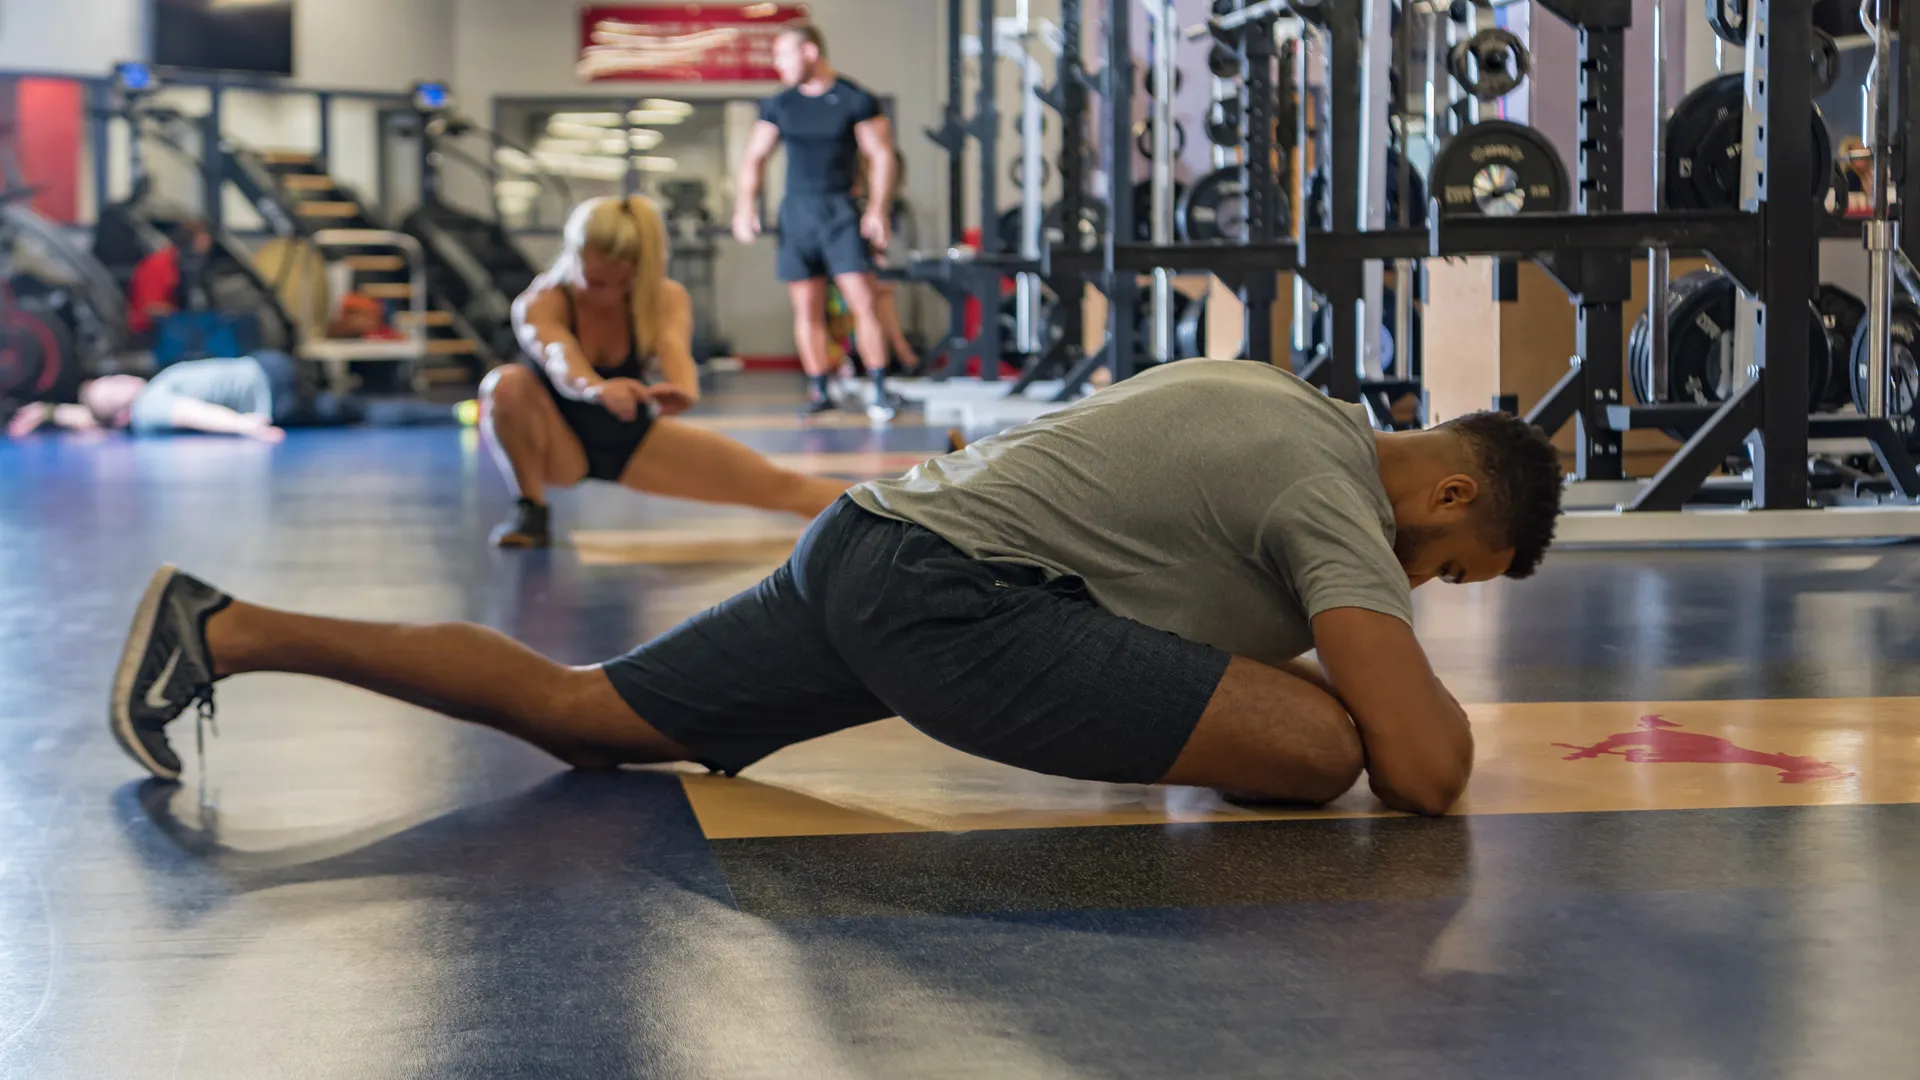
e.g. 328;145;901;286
1555;715;1855;784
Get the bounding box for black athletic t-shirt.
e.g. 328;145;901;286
757;77;881;197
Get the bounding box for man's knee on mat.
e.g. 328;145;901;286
1161;659;1365;805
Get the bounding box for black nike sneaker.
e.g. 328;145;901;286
798;395;839;417
110;565;231;780
491;497;550;548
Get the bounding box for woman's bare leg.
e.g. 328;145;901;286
479;365;589;504
618;418;852;517
206;600;692;769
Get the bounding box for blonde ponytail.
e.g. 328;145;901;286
551;195;671;360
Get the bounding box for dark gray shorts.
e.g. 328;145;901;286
602;498;1230;783
776;194;874;282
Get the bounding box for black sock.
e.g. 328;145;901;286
870;369;888;398
810;374;832;400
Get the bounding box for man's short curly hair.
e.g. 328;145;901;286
1438;410;1564;578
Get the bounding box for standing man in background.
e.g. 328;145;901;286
734;23;902;421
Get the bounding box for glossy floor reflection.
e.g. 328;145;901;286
5;371;1920;1079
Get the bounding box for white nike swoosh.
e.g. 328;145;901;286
144;647;182;710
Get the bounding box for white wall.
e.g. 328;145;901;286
0;0;142;75
452;0;946;355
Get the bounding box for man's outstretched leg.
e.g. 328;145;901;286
111;566;694;780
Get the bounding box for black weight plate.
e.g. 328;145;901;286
1176;291;1208;357
1664;74;1833;209
995;206;1023;253
998;291;1063;369
1662;272;1829;410
1449;28;1530;102
1134;120;1188;161
1141;68;1185;99
1208;43;1240;78
1628;268;1724;407
1205;98;1242;147
1176;167;1250;243
1431;120;1569;216
1849;298;1920;425
1378;285;1422;378
1213;0;1239;14
1812;29;1840;95
1131;180;1190;241
1132;287;1195;365
1705;0;1746;44
1044;200;1108;252
1816;284;1867;409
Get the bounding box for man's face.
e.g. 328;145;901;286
773;33;815;86
1392;475;1515;588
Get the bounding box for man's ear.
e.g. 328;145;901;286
1433;474;1480;514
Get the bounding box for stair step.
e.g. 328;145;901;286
394;310;455;327
344;255;406;272
427;338;481;355
362;283;416;299
261;150;317;166
280;174;336;192
298;201;362;219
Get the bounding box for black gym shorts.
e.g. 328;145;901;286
601;497;1232;782
776;194;875;282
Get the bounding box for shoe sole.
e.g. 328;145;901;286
110;565;182;781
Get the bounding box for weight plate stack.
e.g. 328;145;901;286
1705;0;1745;44
1815;284;1866;409
1431;120;1569;217
1627;270;1830;434
1849;298;1920;434
1664;74;1833;209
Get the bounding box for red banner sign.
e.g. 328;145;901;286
578;4;811;83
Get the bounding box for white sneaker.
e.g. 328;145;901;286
866;401;896;424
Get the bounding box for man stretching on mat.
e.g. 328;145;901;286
733;23;903;422
109;360;1562;817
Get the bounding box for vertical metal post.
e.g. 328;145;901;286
946;0;966;245
1241;6;1279;363
1393;0;1415;379
201;91;224;230
1054;0;1087;371
1322;0;1364;402
1105;0;1138;381
1743;0;1814;509
977;0;1001;255
1861;0;1897;419
1149;0;1176;362
317;91;333;170
1573;26;1627;480
1646;0;1670;405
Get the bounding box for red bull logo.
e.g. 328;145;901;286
1555;715;1855;784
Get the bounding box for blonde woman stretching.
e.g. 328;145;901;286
482;196;852;547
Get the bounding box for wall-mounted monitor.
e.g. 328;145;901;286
152;0;297;78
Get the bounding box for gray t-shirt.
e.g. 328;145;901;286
849;359;1413;665
128;358;274;434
